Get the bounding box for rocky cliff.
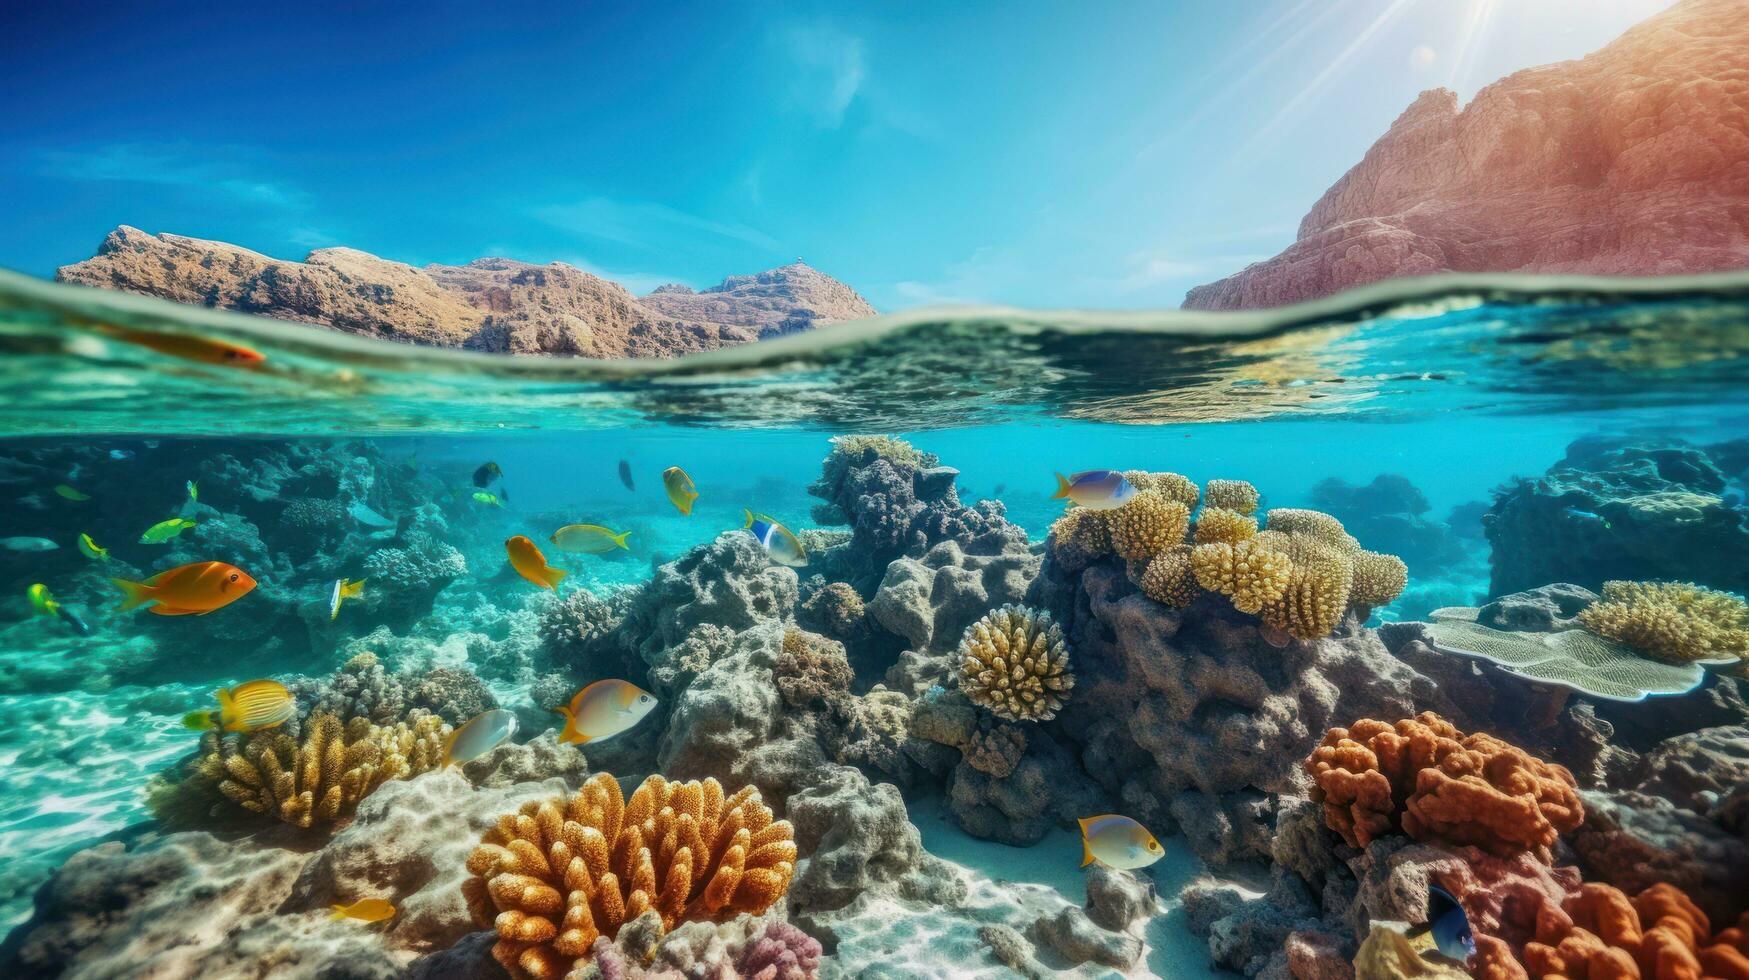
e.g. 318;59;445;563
1184;0;1749;310
56;226;877;357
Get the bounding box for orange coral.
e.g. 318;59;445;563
462;772;796;979
1520;883;1749;980
1305;712;1583;863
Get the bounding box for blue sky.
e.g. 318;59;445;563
0;0;1674;310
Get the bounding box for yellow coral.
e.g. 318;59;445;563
1192;540;1293;614
1350;550;1409;608
1140;546;1201;608
1048;507;1112;570
1204;479;1259;515
1107;491;1191;563
1260;556;1356;640
1264;508;1360;551
1126;471;1200;509
1578;580;1749;665
463;773;796;980
957;604;1075;722
204;712;447;827
1193;506;1257;545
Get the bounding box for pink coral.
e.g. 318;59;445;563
736;920;823;980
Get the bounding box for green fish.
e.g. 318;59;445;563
187;480;199;503
471;491;503;508
54;484;91;502
140;518;198;544
78;532;109;561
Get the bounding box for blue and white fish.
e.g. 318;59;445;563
1561;506;1611;529
743;510;808;567
1407;884;1476;964
1052;471;1138;511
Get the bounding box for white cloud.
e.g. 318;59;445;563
532;196;780;254
37;143;308;208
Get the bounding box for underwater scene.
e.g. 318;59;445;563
0;266;1746;979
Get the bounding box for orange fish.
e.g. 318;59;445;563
554;679;658;745
110;561;257;615
506;535;567;591
97;323;266;366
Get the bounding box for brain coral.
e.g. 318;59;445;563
1140;546;1201;608
1191;539;1292;614
1305;711;1583;863
1577;580;1749;665
1194;506;1258;545
1205;479;1260;515
1048;507;1113;571
957;604;1075;722
1107;490;1191;563
1519;882;1749;979
202;711;447;827
463;772;796;980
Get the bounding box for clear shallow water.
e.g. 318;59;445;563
0;269;1746;957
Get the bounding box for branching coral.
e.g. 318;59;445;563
1577;580;1749;665
1192;539;1292;614
737;920;824;980
463;772;796;980
295;650;408;725
1260;554;1355;640
963;725;1028;778
1194;506;1258;545
957;604;1075;722
1520;882;1749;979
201;711;447;827
1305;712;1583;863
1351;551;1410;609
1107;491;1191;563
1204;479;1259;515
1139;546;1201;608
1048;507;1113;571
1124;471;1200;509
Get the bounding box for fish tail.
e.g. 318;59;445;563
110;576;154;611
612;531;631;550
545;566;569;589
343;579;365;598
1081;839;1095;868
330;906;347;920
743;509;756;528
1053;473;1073;500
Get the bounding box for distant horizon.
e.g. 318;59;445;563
0;0;1678;310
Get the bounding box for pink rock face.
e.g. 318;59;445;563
1184;0;1749;310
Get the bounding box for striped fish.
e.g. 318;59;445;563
214;679;295;733
743;510;808;567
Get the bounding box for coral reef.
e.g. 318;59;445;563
1046;507;1113;573
463;772;796;979
1424;608;1714;701
955;604;1074;722
1138;546;1200;607
1108;490;1192;563
1306;712;1583;862
1519;882;1749;978
201;712;449;827
1193;506;1258;545
1577;579;1749;666
1204;479;1259;515
1192;539;1292;614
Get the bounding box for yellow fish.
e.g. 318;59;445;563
140;518;198;544
330;898;396;923
506;535;567;590
54;484;91;501
183;679;295;733
78;533;109;561
662;467;699;516
550;524;631;554
472;491;503;507
329;578;365;620
553;679;658;745
1077;814;1164;870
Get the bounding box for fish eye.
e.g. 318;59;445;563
229;572;240;582
1148;840;1160;851
639;694;652;703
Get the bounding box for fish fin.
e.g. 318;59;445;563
149;606;202;617
1081;839;1096;868
343;579;365;598
110;577;154;611
441;726;459;767
743;509;756;528
545;567;568;589
612;531;631;550
1403;922;1431;939
1053;473;1073;500
330;906;347;920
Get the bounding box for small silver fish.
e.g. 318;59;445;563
443;708;518;766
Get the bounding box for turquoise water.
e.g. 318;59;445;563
0;268;1745;973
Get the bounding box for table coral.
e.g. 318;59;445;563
462;772;796;980
1194;506;1258;545
1305;712;1583;863
1422;618;1712;701
1205;479;1260;515
203;711;447;828
1107;490;1191;563
1577;580;1749;665
1191;539;1292;614
1520;882;1749;979
956;604;1075;722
